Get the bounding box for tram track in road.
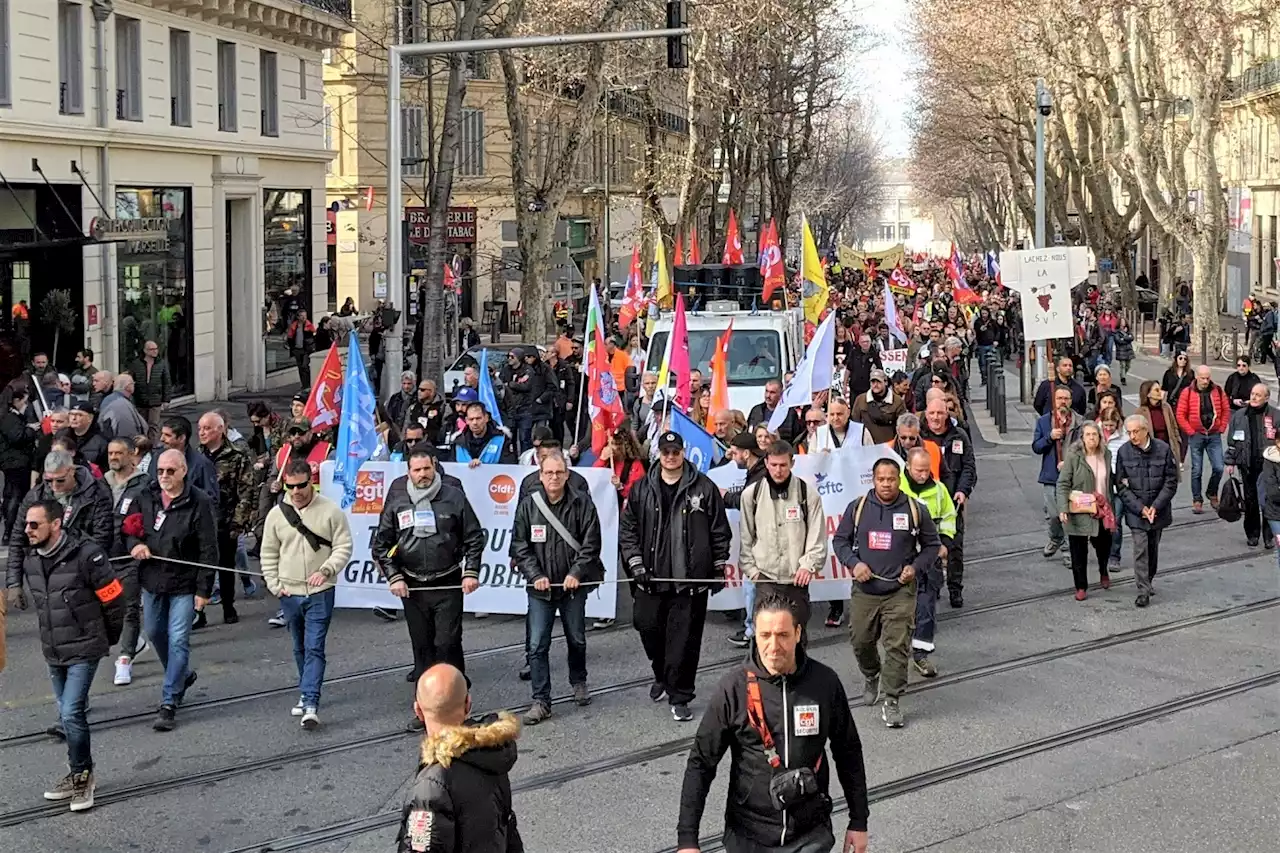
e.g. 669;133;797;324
0;541;1254;748
673;668;1280;853
966;515;1219;566
197;595;1278;852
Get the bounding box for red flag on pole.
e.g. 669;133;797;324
708;319;734;421
303;343;344;430
674;232;685;267
690;228;702;265
760;220;785;302
617;245;645;330
722;209;744;265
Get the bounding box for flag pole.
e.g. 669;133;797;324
572;369;588;453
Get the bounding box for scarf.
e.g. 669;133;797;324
1053;409;1073;462
406;474;444;538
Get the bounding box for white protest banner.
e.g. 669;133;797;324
1000;246;1090;342
320;461;620;619
880;348;908;377
705;443;900;610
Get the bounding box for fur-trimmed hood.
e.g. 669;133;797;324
419;712;521;773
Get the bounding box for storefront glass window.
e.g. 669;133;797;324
263;190;311;374
115;188;193;396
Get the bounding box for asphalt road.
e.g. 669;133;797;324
1;445;1277;853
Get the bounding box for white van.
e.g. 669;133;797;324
643;307;805;415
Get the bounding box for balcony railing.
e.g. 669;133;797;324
1226;58;1280;102
299;0;352;18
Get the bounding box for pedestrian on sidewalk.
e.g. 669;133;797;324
1224;382;1280;550
1115;414;1179;608
1135;381;1182;476
1032;387;1086;557
259;459;353;729
1258;431;1280;561
1112;319;1134;386
19;499;124;813
1175;366;1229;514
1225;356;1262;412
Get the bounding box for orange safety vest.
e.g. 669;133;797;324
275;441;332;484
882;439;942;480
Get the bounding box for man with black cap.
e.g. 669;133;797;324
67;403;108;470
619;430;731;722
503;347;536;453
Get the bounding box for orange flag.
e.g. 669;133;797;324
674;233;685;267
708;319;734;420
690;228;702;264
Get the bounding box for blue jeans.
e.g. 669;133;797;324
1269;521;1280;570
912;560;945;660
976;345;994;381
49;661;99;773
526;590;587;704
280;587;335;707
142;591;196;706
514;415;534;456
742;578;757;639
1110;494;1124;560
1043;484;1064;542
1186;433;1224;502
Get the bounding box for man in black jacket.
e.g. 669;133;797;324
509;450;603;724
920;393;977;608
452;402;516;466
405;379;448;441
398;664;524;853
373;448;485;730
747;381;802;444
7;449;115;599
844;333;883;399
67;402;108;470
0;384;36;545
619;431;732;722
504;348;538;454
1225;382;1280;549
16;499;125;813
1033;357;1088;416
677;594;869;853
833;456;941;729
1119;413;1180;608
119;448;219;731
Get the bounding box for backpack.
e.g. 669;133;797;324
853;494;921;537
750;477;811;526
1217;476;1244;524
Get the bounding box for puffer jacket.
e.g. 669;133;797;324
737;475;827;584
372;475;485;585
677;644;870;848
1112;329;1135;362
119;479;220;596
7;466;115;588
397;713;525;853
127;357;171;408
1175;383;1229;437
20;532;125;666
1114;438;1178;531
618;461;732;591
509;485;603;599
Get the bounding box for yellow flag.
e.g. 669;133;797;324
656;235;673;307
801;215;828;325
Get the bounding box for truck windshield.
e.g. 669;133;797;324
644;329;781;385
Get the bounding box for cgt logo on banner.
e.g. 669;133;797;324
705;443;901;611
320;462;620;619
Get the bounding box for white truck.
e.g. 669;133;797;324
643;305;805;415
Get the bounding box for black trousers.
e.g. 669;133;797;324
1067;530;1113;591
216;534;238;615
632;587;708;706
946;504;967;595
295;351;312;388
2;468;27;542
1243;465;1264;541
403;586;465;681
753;581;811;648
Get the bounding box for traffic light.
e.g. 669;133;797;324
666;1;687;69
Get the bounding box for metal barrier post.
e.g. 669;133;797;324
996;372;1008;434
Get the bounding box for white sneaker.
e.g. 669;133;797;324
113;656;133;686
290;697;305;717
301;707;320;730
268;611;287;628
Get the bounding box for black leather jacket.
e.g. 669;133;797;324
619;461;731;592
372;474;485;585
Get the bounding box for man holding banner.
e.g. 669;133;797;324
619;431;731;723
372;448;485;731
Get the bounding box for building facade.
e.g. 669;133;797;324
854;159;942;256
0;0;348;399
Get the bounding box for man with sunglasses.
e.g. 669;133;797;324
150;416;220;508
260;459;352;729
7;449;115;612
197;412;258;627
119;449;219;731
882;413;942;481
17;499;125;812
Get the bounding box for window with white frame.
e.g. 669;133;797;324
260;50;278;137
217;40;237;132
114;16;142;121
169;29;190;127
402;106;424;177
58;2;83;115
459;108;484;177
0;0;9;107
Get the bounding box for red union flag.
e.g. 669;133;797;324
889;265;917;295
304;344;343;430
722;209;744;265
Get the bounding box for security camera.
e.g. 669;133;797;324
1037;88;1053;117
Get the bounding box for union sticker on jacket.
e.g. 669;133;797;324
892;513;909;531
784;505;802;522
531;524;548;543
406;809;433;851
794;704;820;735
397;510;414;530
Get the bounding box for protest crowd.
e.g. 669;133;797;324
0;218;1260;853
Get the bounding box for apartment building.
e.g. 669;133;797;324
0;0;348;398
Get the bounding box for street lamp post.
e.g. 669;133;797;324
1033;78;1051;386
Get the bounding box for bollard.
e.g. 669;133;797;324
1233;329;1239;364
996;372;1007;434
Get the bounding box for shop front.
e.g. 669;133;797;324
263;190;312;375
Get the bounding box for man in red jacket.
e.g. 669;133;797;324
1176;365;1229;513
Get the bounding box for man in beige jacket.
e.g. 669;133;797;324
260;459;353;729
737;440;828;641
